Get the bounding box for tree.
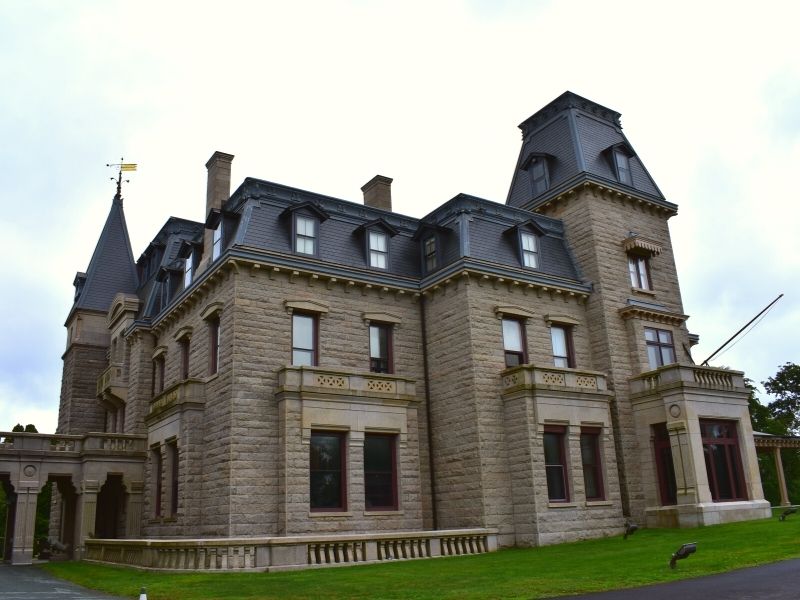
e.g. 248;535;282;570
763;362;800;435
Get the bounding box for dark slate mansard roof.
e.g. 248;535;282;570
506;91;675;213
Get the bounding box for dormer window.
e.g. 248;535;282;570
295;215;317;256
423;236;436;272
183;253;193;289
614;149;632;185
520;231;539;268
369;231;388;269
529;157;550;196
212;221;223;261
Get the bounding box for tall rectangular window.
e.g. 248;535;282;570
152;447;163;517
369;231;388;269
212;222;223;261
645;327;675;370
520;232;539;268
529;158;549;196
580;428;604;500
168;441;179;516
295;215;317;255
179;338;190;380
700;420;747;501
209;317;220;375
550;325;575;368
614;149;632;185
183;253;193;289
364;434;397;510
310;431;346;511
292;313;317;366
369;324;392;373
543;425;569;502
502;318;526;367
653;423;677;505
152;355;165;397
423;236;436;272
628;255;650;289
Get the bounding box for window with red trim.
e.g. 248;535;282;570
364;433;397;510
653;423;677;505
208;316;220;375
580;427;604;500
369;324;392;374
310;431;346;511
152;447;163;517
502;318;527;368
700;419;747;501
292;313;318;366
543;425;569;502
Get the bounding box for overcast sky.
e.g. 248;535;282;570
1;1;798;433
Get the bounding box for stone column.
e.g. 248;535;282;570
73;480;99;559
667;420;701;504
773;447;790;507
126;481;144;537
10;485;40;565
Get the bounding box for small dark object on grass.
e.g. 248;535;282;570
623;522;639;540
669;542;697;569
779;508;797;521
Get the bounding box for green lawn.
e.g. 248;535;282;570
43;513;800;600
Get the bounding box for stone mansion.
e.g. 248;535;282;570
1;92;770;568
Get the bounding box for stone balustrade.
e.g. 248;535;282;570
84;528;497;572
0;432;146;456
501;364;608;393
629;364;745;395
277;366;417;402
148;379;207;418
96;363;127;397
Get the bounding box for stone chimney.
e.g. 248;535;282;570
206;151;235;214
199;151;234;274
361;175;393;212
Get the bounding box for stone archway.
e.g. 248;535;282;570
95;474;126;539
1;477;15;561
50;476;77;557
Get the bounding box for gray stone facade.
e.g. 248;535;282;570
0;91;771;568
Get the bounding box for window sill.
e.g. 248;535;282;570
548;502;577;508
364;510;402;516
309;511;352;518
585;500;612;507
631;287;656;297
203;373;220;384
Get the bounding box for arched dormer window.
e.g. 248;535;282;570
604;143;635;187
520;153;554;198
280;202;330;258
504;220;546;270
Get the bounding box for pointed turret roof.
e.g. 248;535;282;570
506;91;676;212
68;190;138;320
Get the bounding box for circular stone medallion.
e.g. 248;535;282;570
669;404;682;418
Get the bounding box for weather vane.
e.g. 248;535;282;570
106;158;137;199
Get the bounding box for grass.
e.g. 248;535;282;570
42;513;800;600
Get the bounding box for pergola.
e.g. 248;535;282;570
753;432;800;507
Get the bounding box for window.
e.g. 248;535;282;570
369;323;392;373
543;425;569;502
645;327;675;370
653;423;677;505
295;214;317;255
423;236;436;272
212;221;223;261
292;313;317;366
152;354;165;397
364;434;397;510
369;231;389;269
310;431;346;511
520;231;539;268
502;318;527;367
167;441;179;516
700;420;747;501
152;447;163;517
208;316;220;375
183;253;193;289
550;325;575;368
179;337;190;380
628;255;651;290
613;149;632;185
528;157;550;197
580;428;604;500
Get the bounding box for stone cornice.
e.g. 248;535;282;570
528;179;678;217
618;305;687;326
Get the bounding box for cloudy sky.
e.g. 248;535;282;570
1;1;798;433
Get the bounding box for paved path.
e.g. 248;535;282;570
559;558;800;599
0;564;124;599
